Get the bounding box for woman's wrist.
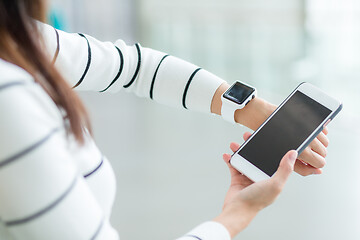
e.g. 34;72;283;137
210;82;230;115
211;83;276;130
234;97;276;130
213;204;258;238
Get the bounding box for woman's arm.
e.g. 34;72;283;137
40;20;274;127
39;21;274;122
39;22;224;114
38;22;329;176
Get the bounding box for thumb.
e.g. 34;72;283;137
272;150;297;185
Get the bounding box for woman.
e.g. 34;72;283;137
0;1;329;239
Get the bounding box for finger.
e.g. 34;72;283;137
223;153;242;177
298;147;326;169
294;160;322;176
323;127;329;135
230;142;240;153
243;132;252;141
272;150;297;186
309;138;327;158
229;132;252;153
223;153;231;163
316;132;329;148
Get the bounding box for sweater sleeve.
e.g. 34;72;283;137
176;221;231;240
39;22;226;113
0;68;118;240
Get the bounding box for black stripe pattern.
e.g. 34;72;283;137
5;177;78;226
0;127;61;169
73;33;92;89
150;54;169;99
184;235;202;240
123;43;141;88
182;68;202;109
52;28;60;64
90;217;105;240
99;46;124;93
0;81;25;92
84;156;104;178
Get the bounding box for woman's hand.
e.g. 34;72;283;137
214;132;297;238
295;127;329;176
234;98;330;176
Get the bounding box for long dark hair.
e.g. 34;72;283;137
0;0;91;143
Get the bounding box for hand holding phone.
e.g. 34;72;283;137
215;136;298;238
230;82;342;182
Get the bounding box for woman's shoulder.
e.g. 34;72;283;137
0;58;63;127
0;58;34;86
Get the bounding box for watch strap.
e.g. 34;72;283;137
221;100;238;124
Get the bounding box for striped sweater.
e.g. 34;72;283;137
0;22;230;240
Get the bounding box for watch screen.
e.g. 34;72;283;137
224;82;255;105
238;91;332;177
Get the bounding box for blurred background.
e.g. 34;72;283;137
49;0;359;239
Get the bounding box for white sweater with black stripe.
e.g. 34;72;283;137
0;22;231;240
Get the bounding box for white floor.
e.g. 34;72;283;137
80;86;359;240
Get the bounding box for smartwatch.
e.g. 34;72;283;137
221;81;257;124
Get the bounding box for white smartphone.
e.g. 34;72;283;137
230;82;343;182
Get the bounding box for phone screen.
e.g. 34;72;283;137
224;82;255;105
238;91;332;177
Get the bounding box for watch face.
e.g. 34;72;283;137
224;82;255;105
